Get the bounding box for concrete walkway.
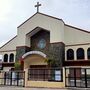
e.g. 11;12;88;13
0;87;67;90
0;86;89;90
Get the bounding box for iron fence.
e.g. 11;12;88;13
28;68;63;82
0;71;25;87
65;68;90;88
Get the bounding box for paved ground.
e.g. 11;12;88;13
0;87;67;90
0;86;90;90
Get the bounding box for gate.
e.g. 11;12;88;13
65;68;90;88
0;71;25;87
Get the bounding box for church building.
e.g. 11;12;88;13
0;3;90;88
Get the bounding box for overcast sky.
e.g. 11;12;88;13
0;0;90;47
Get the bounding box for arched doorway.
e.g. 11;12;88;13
22;52;47;81
22;51;63;82
23;54;47;68
22;51;47;68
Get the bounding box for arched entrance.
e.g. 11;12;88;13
23;53;47;69
22;51;47;68
22;51;63;88
22;51;48;81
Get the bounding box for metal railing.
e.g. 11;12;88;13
65;68;90;88
28;68;63;82
0;71;25;87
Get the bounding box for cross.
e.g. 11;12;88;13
35;2;41;12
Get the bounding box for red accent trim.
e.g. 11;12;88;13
0;35;17;49
16;46;30;48
2;62;14;67
26;26;50;36
66;43;90;47
17;12;64;28
65;24;90;33
0;50;16;52
63;60;90;66
50;42;65;45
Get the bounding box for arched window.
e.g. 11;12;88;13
67;49;74;60
77;48;84;59
87;48;90;59
4;54;8;62
9;53;14;62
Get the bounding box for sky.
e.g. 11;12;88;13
0;0;90;48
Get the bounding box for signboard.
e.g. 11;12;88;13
55;70;61;81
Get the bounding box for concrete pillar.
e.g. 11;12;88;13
2;55;4;62
24;61;29;87
14;54;16;62
63;67;65;87
85;49;87;60
74;50;77;60
8;54;9;63
65;50;67;61
24;68;28;87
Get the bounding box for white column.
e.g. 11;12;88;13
85;49;87;60
2;55;4;62
63;67;65;87
8;54;9;63
65;50;67;61
74;50;77;60
14;54;16;62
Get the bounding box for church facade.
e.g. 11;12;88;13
0;12;90;88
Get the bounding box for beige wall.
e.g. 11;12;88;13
3;67;14;71
65;25;90;61
25;68;65;88
1;13;90;63
65;44;90;61
64;25;90;45
24;54;65;88
24;54;47;69
0;51;16;62
17;13;64;47
0;36;17;52
26;81;65;88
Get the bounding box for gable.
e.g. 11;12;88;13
17;13;64;46
0;36;17;52
18;12;64;28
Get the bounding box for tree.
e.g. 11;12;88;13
14;60;21;70
45;58;58;67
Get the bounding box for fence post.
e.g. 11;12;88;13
4;72;6;85
24;68;28;87
63;67;65;87
10;72;12;85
